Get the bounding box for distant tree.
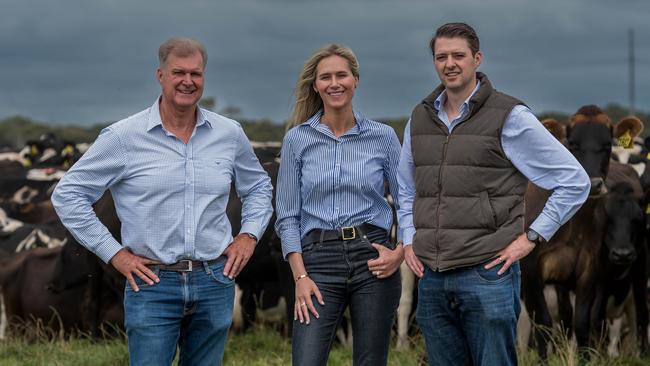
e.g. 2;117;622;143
199;97;216;111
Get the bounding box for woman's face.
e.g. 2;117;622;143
313;55;358;113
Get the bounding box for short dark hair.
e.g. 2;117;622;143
429;22;480;56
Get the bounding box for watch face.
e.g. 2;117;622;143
526;230;539;243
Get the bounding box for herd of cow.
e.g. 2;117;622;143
1;105;650;360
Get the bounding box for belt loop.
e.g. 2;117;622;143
202;261;211;274
356;225;367;240
319;229;325;246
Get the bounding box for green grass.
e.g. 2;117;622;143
0;327;649;366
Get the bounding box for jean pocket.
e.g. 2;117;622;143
209;263;235;286
125;267;160;292
473;263;512;284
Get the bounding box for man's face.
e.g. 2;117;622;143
157;52;204;111
433;37;482;94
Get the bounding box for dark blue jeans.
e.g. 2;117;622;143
123;258;234;366
416;261;521;366
292;228;401;366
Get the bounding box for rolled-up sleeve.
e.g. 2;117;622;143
233;128;274;240
502;106;590;241
51;127;127;263
275;134;303;259
397;120;417;246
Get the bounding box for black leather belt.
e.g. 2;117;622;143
302;223;385;245
151;258;222;272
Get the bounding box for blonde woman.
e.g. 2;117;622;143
275;44;403;366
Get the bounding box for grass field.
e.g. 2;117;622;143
1;327;650;365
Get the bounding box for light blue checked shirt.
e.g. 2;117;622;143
275;111;402;259
398;80;590;245
52;98;273;264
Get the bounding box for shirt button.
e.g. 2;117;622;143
187;229;191;234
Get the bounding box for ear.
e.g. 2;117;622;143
474;51;483;67
156;68;163;83
541;118;566;142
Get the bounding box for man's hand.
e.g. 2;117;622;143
367;243;404;279
223;233;256;279
484;233;535;275
404;244;425;278
110;248;160;292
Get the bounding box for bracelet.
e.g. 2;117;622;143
295;274;309;282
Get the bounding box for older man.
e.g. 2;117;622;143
397;23;589;365
52;38;273;365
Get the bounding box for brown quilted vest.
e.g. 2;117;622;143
410;72;528;271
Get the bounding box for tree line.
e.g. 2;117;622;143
0;103;646;150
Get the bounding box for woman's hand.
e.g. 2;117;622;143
367;243;404;279
294;276;324;325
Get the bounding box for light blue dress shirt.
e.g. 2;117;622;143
397;81;590;245
52;98;273;264
275;111;402;259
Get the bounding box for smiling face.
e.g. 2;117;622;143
313;55;358;113
433;37;482;96
157;52;204;112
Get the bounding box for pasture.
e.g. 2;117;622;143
1;328;650;365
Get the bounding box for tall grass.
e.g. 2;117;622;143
0;325;648;365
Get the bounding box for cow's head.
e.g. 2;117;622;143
603;182;643;266
567;105;613;195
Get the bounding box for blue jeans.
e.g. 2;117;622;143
124;258;234;366
291;228;401;366
416;261;521;366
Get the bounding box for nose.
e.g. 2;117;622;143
589;178;606;196
182;72;192;84
610;247;636;264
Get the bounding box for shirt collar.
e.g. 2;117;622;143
301;110;369;135
433;80;482;113
146;96;211;132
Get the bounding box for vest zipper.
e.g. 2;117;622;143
435;133;451;270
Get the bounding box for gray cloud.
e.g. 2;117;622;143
1;0;648;125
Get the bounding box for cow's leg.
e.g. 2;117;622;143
632;252;649;355
555;284;573;338
0;290;6;339
521;263;553;359
621;293;638;356
516;298;532;352
574;281;598;355
396;262;415;350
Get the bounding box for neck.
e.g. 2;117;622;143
159;98;197;143
444;79;477;116
321;107;356;138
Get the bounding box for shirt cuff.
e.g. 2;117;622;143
239;221;264;241
280;232;302;260
95;237;124;264
402;227;416;246
529;210;559;242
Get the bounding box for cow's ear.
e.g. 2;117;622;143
615;116;644;140
541;118;566;142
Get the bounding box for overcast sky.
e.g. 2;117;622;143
2;0;649;126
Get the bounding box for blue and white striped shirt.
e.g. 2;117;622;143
52;98;273;264
275;111;402;259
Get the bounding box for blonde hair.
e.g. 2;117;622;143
288;44;360;128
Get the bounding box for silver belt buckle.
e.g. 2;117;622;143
179;259;193;272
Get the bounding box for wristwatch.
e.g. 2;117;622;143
526;228;543;246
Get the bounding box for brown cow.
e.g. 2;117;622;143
522;106;648;358
0;247;123;338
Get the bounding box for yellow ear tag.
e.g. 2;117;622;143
646;152;650;160
617;130;633;149
30;145;38;155
22;158;31;167
646;203;650;215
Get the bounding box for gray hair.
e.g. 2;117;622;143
158;37;208;67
